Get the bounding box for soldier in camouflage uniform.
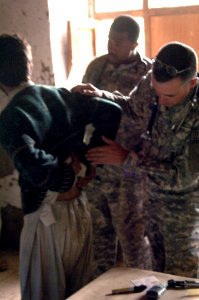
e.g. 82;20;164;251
74;41;199;278
82;15;152;276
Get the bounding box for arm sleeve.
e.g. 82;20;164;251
100;73;152;116
72;93;122;148
0;111;75;192
88;97;122;147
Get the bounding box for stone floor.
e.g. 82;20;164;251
0;248;126;300
0;250;20;300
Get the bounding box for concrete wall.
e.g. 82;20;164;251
0;0;54;84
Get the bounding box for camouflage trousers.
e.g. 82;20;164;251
145;188;199;278
85;166;152;277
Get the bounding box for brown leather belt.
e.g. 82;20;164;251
56;185;81;202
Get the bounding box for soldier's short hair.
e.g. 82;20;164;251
152;41;198;82
110;15;140;43
0;34;32;87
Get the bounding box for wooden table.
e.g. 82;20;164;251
67;267;199;300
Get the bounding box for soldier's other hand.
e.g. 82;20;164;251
71;83;103;97
86;136;129;165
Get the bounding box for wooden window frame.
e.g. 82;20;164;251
89;0;199;57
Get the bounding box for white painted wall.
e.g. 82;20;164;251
48;0;89;87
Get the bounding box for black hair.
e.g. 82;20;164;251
153;41;198;82
0;34;31;87
110;15;140;43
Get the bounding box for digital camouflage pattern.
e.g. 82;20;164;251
104;72;199;278
83;53;151;95
83;53;152;276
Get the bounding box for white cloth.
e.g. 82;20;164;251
0;170;21;208
20;191;93;300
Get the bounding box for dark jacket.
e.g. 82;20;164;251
0;85;121;214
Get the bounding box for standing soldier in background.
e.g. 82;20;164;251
82;15;152;276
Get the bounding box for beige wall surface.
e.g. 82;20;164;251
0;0;54;85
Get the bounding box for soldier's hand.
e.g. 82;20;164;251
71;83;103;97
86;136;129;165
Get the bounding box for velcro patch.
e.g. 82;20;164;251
190;130;199;143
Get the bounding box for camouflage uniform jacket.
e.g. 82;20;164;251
102;72;199;195
82;52;151;96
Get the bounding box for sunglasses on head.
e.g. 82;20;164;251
152;58;190;77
